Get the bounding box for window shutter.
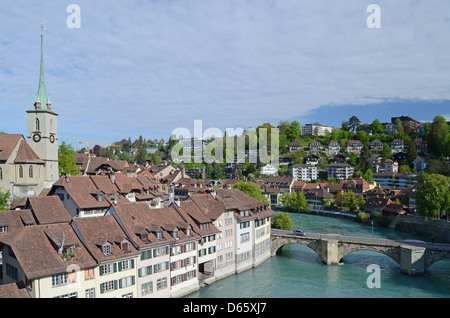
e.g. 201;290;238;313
131;259;135;269
132;276;135;285
148;265;152;275
118;262;122;272
114;280;118;290
165;246;169;255
153;249;157;257
119;278;123;289
99;265;104;276
113;263;117;273
194;256;196;264
100;283;104;294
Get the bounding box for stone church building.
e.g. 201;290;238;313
0;29;58;202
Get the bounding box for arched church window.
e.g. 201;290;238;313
19;166;23;178
36;118;40;131
29;166;33;178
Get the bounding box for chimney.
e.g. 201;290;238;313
109;173;115;184
169;185;174;204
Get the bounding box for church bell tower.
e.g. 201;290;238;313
27;20;59;188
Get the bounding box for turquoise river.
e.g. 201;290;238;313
186;212;450;298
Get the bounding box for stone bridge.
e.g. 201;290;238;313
271;229;450;275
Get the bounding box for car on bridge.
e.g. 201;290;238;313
293;229;306;236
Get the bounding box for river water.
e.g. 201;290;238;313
186;212;450;298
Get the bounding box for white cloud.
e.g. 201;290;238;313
1;0;450;143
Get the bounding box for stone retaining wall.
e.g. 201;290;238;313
393;215;450;243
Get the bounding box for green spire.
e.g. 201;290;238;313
33;20;53;112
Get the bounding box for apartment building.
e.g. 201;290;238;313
301;124;334;137
174;200;221;286
327;163;355;180
347;140;363;155
215;189;275;273
188;193;236;280
289;164;318;182
71;215;140;298
107;202;175;298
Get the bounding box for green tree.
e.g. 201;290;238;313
271;212;294;231
0;190;11;210
348;116;361;133
134;147;147;165
380;144;392;160
371;119;384;134
341;121;349;132
425;158;448;176
428;116;449;157
334;191;365;211
406;140;418;168
356;130;368;145
394;118;405;138
152;154;162;166
363;169;373;182
281;191;308;212
287;121;301;142
58;142;80;176
415;173;450;220
357;145;371;172
232;181;268;203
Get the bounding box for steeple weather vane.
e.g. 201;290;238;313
38;19;46;37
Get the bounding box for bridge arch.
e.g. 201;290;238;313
271;236;323;261
424;249;450;271
338;244;401;266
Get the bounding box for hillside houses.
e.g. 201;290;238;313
347;140;363;155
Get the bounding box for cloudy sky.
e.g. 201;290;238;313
1;0;450;148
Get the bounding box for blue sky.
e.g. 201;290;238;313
1;0;450;148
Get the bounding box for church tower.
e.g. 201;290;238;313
27;21;59;188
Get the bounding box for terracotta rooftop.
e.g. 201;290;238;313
0;222;97;279
26;196;72;224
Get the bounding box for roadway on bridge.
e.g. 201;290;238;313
271;228;450;251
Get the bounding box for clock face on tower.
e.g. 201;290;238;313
33;133;41;143
49;134;55;143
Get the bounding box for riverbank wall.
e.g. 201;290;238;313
391;215;450;243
